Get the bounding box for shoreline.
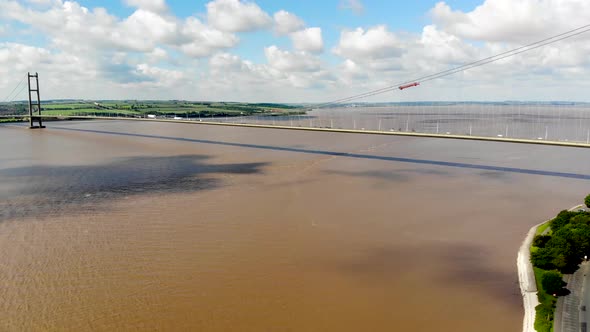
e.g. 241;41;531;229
518;205;584;332
518;221;542;332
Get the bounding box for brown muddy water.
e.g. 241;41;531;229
1;120;589;331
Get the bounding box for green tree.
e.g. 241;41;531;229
585;194;590;209
541;270;566;295
531;248;555;270
570;214;590;226
551;254;569;272
545;234;579;273
550;210;575;232
533;235;552;248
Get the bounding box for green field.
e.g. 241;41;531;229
41;108;140;116
0;101;306;118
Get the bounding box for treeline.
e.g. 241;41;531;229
0;101;304;117
250;103;297;109
112;103;298;115
531;207;590;273
146;110;242;117
0;104;27;114
207;105;266;113
41;107;93;111
59;110;235;117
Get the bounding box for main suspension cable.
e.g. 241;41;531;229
316;24;590;108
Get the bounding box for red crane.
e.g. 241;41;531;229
399;82;420;90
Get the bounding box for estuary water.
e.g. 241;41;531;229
1;118;589;331
220;104;590;143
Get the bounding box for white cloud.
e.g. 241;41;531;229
210;52;246;71
0;1;332;101
0;43;51;74
333;25;403;61
207;51;334;96
206;0;272;32
418;25;477;64
119;9;178;51
209;52;275;84
1;0;590;102
146;47;168;63
340;59;368;81
25;0;56;5
134;63;185;87
264;45;321;72
180;17;238;57
431;0;590;43
340;0;364;15
0;42;107;100
290;27;323;53
0;42;190;100
274;11;322;54
0;0;239;58
273;10;304;35
1;1;164;52
124;0;168;13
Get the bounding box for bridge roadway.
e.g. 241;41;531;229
2;114;590;149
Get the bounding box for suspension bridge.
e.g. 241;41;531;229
2;24;590;149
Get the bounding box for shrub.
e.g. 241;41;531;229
550;210;575;232
570;214;590;226
533;235;552;248
541;270;566;295
534;302;554;332
531;248;555;270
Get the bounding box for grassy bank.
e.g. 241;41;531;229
531;226;557;332
0;118;24;123
531;264;557;332
536;222;551;236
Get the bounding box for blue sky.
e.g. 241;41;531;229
79;1;481;26
1;0;590;102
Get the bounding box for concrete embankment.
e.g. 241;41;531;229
518;222;542;332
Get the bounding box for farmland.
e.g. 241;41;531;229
0;100;306;118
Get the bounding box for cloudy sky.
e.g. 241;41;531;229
1;0;590;102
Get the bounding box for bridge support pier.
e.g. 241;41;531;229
28;72;45;129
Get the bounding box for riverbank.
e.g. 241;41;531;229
519;205;585;332
518;221;542;332
0;118;24;123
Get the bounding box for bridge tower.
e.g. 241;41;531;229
27;72;45;129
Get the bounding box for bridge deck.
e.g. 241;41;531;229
2;114;590;149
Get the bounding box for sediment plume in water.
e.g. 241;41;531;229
0;120;589;331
